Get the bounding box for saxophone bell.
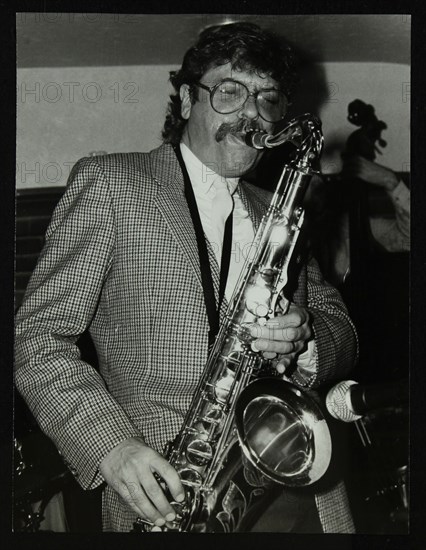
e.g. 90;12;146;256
235;378;332;486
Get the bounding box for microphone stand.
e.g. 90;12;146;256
352;411;408;533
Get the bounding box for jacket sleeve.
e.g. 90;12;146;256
290;257;359;389
14;158;142;490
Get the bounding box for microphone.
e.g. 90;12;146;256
326;379;408;422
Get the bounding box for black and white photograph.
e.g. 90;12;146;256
11;10;414;540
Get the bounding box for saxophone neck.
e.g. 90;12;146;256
290;115;324;173
246;113;324;175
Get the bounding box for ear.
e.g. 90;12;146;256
180;84;192;120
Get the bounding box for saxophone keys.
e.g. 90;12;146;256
178;467;203;488
186;439;213;466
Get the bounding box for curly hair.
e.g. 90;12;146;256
162;22;300;145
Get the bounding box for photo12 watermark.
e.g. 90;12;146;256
18;81;141;104
401;82;410;103
17;161;78;186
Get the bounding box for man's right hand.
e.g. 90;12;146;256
99;436;185;529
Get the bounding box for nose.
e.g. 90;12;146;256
238;95;259;121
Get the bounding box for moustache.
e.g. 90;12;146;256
215;120;261;143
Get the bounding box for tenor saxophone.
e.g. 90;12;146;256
134;114;332;533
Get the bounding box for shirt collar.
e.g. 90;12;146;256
180;142;239;196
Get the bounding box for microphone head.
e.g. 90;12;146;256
326;380;363;422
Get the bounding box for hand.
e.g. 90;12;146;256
342;155;399;191
249;304;312;374
99;436;185;530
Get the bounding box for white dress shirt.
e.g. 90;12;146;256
370;180;410;252
180;142;317;376
334;179;411;284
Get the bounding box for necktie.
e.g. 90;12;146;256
212;177;234;263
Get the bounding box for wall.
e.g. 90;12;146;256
16;61;410;189
319;62;410;174
17;65;177;189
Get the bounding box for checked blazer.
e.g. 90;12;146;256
15;143;358;532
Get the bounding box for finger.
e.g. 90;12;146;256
265;309;309;329
139;468;178;522
250;324;309;342
152;459;186;504
276;348;299;373
275;356;292;374
252;338;303;355
118;479;167;527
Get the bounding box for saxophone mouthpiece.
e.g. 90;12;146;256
245;130;270;149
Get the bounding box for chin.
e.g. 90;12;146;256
223;151;260;178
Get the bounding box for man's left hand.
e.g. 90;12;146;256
249;304;312;374
342;155;399;191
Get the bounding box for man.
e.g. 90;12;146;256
342;155;410;253
315;155;410;287
15;22;358;532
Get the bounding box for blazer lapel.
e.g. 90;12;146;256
151;145;204;293
237;180;269;233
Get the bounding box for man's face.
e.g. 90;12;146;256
180;63;280;178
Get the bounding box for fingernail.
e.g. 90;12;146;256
166;512;175;522
277;363;285;374
155;518;166;527
176;493;185;502
152;526;162;532
251;341;260;352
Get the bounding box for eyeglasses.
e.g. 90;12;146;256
194;78;287;123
